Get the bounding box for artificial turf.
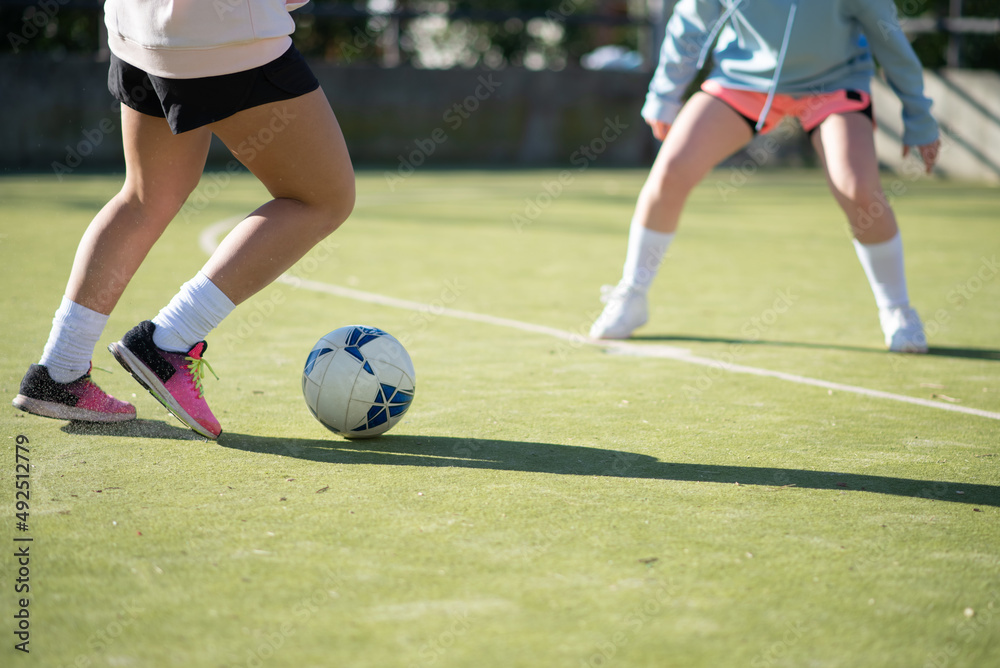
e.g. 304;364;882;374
1;168;997;667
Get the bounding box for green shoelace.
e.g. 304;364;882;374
186;356;218;398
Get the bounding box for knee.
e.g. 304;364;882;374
119;185;194;226
646;160;699;203
309;175;356;239
835;177;888;218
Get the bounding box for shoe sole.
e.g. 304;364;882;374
11;395;136;423
108;341;220;440
589;330;635;340
589;317;647;340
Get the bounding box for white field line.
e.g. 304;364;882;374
201;218;1000;422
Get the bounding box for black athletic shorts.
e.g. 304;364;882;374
108;44;319;134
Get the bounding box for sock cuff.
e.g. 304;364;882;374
852;231;909;310
53;296;109;329
629;218;676;246
151;271;236;352
40;297;109;382
852;231;902;257
191;271;236;312
621;222;675;292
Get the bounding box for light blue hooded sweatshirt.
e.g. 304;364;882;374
642;0;939;146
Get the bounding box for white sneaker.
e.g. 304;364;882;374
880;306;928;353
589;283;648;339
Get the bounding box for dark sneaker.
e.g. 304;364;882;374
108;321;222;439
12;364;136;423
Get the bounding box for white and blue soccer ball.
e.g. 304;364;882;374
302;326;415;438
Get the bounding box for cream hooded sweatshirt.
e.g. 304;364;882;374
104;0;309;79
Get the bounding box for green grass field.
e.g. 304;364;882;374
1;168;998;667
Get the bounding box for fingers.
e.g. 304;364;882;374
647;120;670;141
903;139;941;174
920;139;941;174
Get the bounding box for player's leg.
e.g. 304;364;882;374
13;107;211;423
812;112;927;352
67;107;213;314
638;92;756;236
590;92;754;339
811;111;898;243
109;88;355;439
201;87;355;305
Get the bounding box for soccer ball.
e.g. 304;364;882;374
302;325;415;439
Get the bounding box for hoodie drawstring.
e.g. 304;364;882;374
697;0;746;70
755;1;798;132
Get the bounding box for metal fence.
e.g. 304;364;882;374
2;1;999;69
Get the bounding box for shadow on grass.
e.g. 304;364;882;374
62;419;205;441
214;431;1000;509
631;334;1000;360
927;346;1000;361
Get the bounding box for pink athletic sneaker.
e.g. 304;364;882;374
12;364;136;423
108;321;222;439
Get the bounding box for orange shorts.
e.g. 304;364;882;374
701;79;874;135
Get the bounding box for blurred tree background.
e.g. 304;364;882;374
2;0;998;70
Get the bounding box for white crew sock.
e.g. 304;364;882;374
152;272;236;353
39;296;108;383
621;216;674;292
852;232;910;310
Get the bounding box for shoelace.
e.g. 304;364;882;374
185;355;218;398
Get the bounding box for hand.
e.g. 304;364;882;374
903;138;941;174
646;119;671;141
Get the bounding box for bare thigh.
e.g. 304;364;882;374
653;91;756;187
196;89;356;304
209;88;355;219
812;112;898;243
635;92;754;233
